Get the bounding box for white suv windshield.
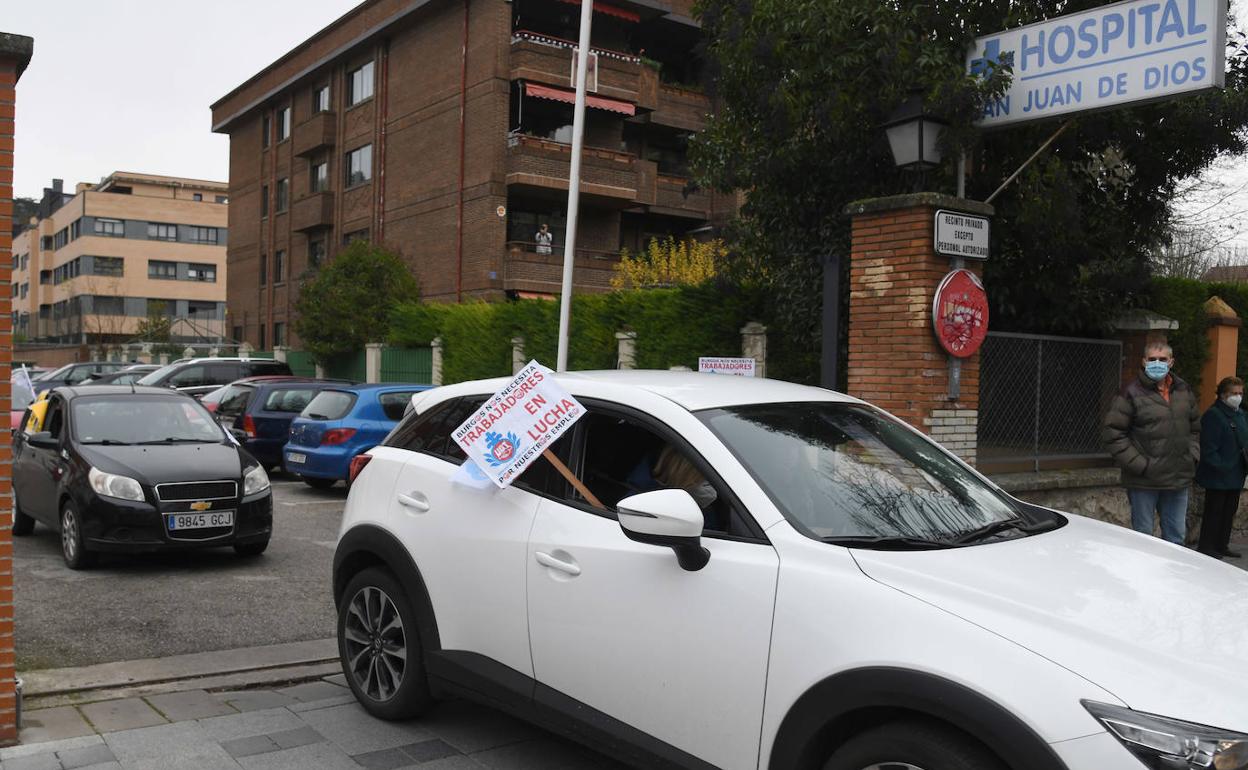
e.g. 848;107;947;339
699;402;1020;542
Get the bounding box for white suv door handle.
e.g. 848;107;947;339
397;492;430;513
535;551;581;577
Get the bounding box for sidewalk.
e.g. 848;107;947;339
5;642;624;770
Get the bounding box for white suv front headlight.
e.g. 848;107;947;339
243;464;271;497
1083;701;1248;769
88;467;144;503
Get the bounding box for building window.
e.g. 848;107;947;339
193;193;203;202
274;250;285;283
311;160;329;193
261;184;269;218
147;298;175;317
41;236;52;250
309;238;325;268
313;85;330;113
53;229;68;249
276;178;289;212
348;61;374;105
273;322;286;348
149;260;178;280
262;113;271;148
39;270;51;285
259;324;267;351
345;144;373;186
20;283;27;299
232;325;243;343
343;229;369;245
148;222;177;241
95;218;124;237
277;107;291;141
20;254;28;270
94;296;125;316
187;226;219;244
39;304;50;319
187;263;217;282
216;195;228;204
259;254;268;285
70;220;81;240
93;256;124;276
53;258;81;285
11;284;17;298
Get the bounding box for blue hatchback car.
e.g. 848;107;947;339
283;383;432;489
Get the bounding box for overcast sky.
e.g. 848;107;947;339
7;0;360;199
6;0;1248;247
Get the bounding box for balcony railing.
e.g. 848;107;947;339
510;31;645;104
291;192;334;232
653;83;710;131
504;241;619;294
293;112;336;158
506;134;639;202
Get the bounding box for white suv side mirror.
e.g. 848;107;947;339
617;489;710;572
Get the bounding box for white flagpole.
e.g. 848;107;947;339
555;0;595;373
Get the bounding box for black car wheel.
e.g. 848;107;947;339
302;476;337;490
234;539;269;557
12;487;34;536
823;720;1005;770
60;501;96;570
338;567;433;720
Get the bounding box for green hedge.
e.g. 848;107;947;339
1147;277;1248;393
389;284;802;384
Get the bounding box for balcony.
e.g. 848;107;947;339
293;112;336;158
654;174;710;218
291;192;334;233
503;241;618;295
652;84;709;131
506;134;639;206
510;32;645;106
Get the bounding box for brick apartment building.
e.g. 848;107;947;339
11;172;228;349
211;0;729;349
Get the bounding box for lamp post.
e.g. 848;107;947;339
882;93;947;180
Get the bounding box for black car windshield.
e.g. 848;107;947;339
301;390;356;420
698;402;1020;542
74;396;224;445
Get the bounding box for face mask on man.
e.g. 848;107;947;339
1144;360;1170;381
1224;394;1243;410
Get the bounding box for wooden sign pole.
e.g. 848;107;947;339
542;449;605;510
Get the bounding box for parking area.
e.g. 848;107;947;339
15;474;345;671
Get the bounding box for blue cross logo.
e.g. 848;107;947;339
970;38;1012;77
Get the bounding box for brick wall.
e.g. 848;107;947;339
844;194;993;464
0;31;32;745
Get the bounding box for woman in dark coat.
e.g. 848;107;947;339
1195;376;1248;558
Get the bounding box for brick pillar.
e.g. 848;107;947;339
843;193;993;464
1199;296;1240;409
0;31;33;745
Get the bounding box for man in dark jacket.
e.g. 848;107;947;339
1101;342;1201;544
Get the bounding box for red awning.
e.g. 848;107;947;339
524;82;636;116
556;0;642;23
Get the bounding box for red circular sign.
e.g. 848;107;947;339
932;269;989;358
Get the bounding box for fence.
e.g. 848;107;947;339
323;350;367;383
978;332;1122;471
286;351;317;378
381;346;433;384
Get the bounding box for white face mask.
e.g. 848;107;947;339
1225;394;1243;410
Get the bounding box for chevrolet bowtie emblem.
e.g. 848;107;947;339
190;501;212;512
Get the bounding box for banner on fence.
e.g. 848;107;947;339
451;360;585;488
698;357;757;377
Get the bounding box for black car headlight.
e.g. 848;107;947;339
1083;701;1248;769
88;467;145;503
243;464;271;497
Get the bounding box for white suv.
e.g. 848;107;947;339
333;371;1248;770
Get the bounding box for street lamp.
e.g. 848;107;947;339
882;93;946;171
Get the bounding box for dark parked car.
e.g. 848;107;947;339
12;386;274;569
34;362;127;391
81;365;161;386
137;358;293;399
284;383;432;488
201;375;310;415
215;379;351;470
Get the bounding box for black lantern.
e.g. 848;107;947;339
882;94;946;171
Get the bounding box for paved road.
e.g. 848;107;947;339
15;475;345;671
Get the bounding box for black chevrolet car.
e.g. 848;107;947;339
12;385;273;569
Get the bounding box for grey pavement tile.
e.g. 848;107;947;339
297;702;434;756
236;742;360;770
123;754;242;770
3;752;63;770
79;699;167;733
57;743;118;770
197;707;305;743
287;695;357;714
268;726;324;750
420;701;541;754
15;707;98;745
396;758;484;770
400;739;462;764
145;690;235;721
274;681;346;703
2;737;103;761
221;734;279;759
215;691;296;713
71;764;124;770
102;721;220;764
470;738;629;770
354;747;412;770
321;674;348;688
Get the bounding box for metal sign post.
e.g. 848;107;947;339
555;0;596;373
